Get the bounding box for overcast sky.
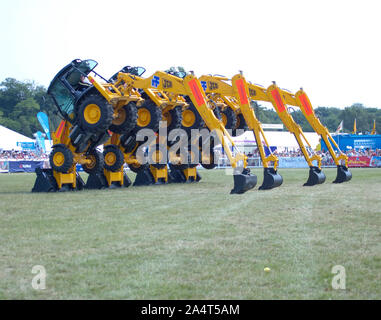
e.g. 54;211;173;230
1;0;380;109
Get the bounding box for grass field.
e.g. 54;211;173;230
0;168;380;299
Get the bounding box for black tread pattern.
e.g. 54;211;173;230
82;149;104;174
135;100;162;133
110;102;138;134
49;145;74;173
232;113;248;137
181;100;205;135
103;145;125;172
77;94;114;133
220;107;237;130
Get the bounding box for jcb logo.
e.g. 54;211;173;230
163;79;172;89
208;82;218;91
249;88;256;97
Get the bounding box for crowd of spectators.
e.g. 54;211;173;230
0;149;49;161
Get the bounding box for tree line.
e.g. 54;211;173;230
0;78;380;138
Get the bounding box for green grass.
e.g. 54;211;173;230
0;168;380;299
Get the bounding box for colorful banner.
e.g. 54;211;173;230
16;142;36;150
348;156;371;168
8;161;44;173
0;161;9;173
37;111;51;140
278;156;312;168
370;156;381;167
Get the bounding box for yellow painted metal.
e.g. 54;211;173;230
137;107;151;127
112;107;127;126
53;170;76;189
198;74;279;170
104;151;117;166
182;109;196;127
150;165;168;183
53;152;65;167
103;169;124;187
114;71;248;169
184;167;198;181
262;84;348;167
83;103;101;124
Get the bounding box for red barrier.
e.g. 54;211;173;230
348;156;371;167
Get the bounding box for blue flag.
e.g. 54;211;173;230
37;112;51;140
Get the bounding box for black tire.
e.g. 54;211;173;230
120;134;137;153
110;102;138;134
77;94;113;133
181;101;205;135
213;105;222;121
49;145;74;173
220;107;237;130
165;106;182;132
232;113;248;137
103;145;124;172
135;100;162;133
128;162;147;173
148;143;167;169
82;149;104;174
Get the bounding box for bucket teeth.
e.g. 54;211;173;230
230;168;257;194
303;166;326;186
259;167;283;190
333;165;352;183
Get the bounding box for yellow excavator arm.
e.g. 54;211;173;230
275;86;352;183
246;81;326;186
198;73;283;190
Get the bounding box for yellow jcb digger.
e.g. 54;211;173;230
107;69;257;193
32;59;141;191
198;73;283;190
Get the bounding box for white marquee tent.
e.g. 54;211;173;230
0;125;35;151
231;130;321;151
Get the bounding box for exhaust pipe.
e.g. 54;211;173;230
259;167;283;190
230;168;257;194
333;165;352;183
304;166;326;186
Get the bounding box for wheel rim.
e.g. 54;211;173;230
83;104;101;124
221;113;227;126
53;152;65;167
137;108;151;127
182;109;196;127
86;155;96;169
105;152;116;166
113;108;126;126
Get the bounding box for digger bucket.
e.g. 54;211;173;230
259;168;283;190
333;165;352;183
303;166;326;186
230;168;257;194
32;168;58;192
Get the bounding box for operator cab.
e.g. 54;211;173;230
165;66;187;79
109;66;146;82
47;59;98;123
